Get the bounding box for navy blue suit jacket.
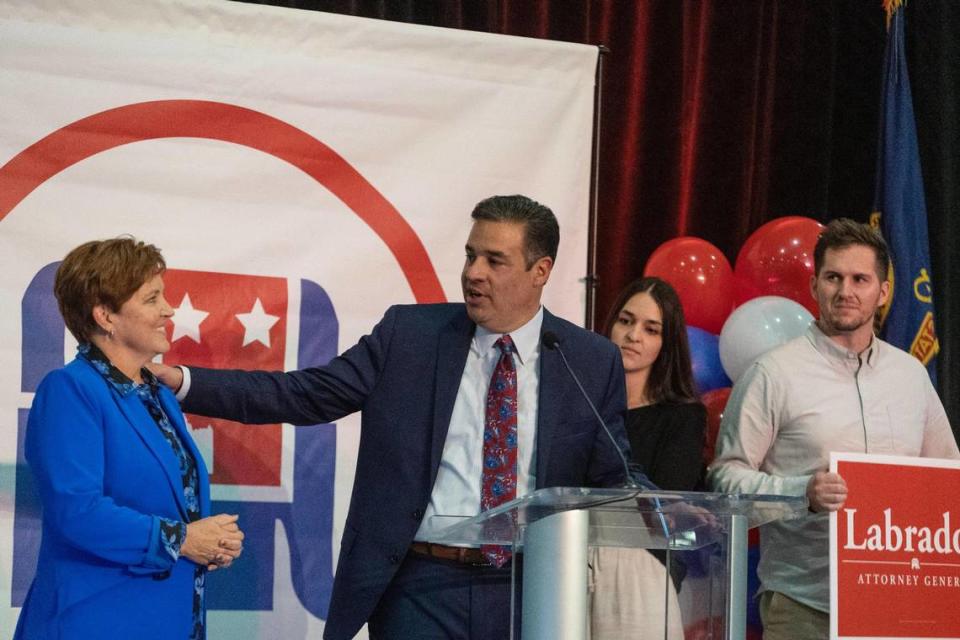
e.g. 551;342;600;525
17;358;210;639
183;303;628;640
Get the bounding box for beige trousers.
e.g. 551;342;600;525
587;546;684;640
759;590;829;640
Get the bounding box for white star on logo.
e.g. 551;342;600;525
236;297;280;348
171;293;209;343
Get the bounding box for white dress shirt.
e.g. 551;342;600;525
415;307;543;541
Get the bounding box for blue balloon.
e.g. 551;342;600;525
687;326;732;394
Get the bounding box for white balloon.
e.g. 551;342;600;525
718;296;814;382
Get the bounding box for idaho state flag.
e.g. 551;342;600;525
872;1;939;381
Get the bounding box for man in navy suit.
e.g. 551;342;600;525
158;195;629;639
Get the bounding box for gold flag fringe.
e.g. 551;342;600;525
883;0;905;29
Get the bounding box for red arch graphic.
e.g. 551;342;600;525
0;99;445;303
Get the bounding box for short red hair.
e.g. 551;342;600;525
54;237;165;342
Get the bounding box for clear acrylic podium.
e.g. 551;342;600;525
431;487;805;640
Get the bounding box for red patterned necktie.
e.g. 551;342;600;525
481;334;518;567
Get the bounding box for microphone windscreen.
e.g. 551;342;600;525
541;331;560;350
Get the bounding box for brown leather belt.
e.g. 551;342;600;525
410;542;489;566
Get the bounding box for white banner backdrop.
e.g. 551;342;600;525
0;0;597;636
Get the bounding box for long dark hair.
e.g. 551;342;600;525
603;276;699;405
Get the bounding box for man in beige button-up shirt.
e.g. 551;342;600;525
708;219;959;640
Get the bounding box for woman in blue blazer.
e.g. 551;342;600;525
15;237;244;640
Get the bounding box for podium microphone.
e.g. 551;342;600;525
541;331;640;490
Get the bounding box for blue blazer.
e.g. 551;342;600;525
15;357;211;640
184;304;628;640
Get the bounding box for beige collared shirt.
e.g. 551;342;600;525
708;322;958;612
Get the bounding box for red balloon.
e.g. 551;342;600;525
643;237;735;334
683;616;761;640
683;616;724;640
701;387;732;465
734;216;824;316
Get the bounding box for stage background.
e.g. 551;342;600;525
0;1;598;636
269;0;960;440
